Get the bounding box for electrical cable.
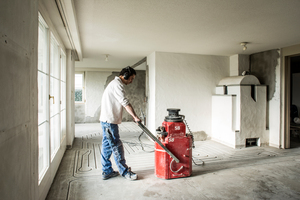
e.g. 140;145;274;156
138;131;155;153
184;119;205;166
121;131;154;153
192;157;204;166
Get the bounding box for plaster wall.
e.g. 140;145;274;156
146;53;156;132
0;0;38;199
148;52;229;135
250;49;280;148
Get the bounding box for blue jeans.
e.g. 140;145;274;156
100;121;128;176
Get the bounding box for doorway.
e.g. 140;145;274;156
289;56;300;148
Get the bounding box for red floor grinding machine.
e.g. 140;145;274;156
138;108;193;179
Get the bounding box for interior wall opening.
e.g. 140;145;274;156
289;55;300;148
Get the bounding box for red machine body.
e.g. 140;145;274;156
155;109;192;179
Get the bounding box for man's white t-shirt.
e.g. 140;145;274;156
100;76;129;124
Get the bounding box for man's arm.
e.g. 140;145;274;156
124;104;141;122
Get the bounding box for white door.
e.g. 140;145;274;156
49;34;61;159
38;14;50;180
38;13;66;184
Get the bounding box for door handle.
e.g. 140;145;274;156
49;95;55;104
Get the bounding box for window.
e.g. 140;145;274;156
38;12;50;182
61;50;66;141
50;33;61;159
75;72;84;102
38;12;67;183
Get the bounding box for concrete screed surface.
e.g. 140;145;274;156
46;123;300;200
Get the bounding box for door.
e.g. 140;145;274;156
38;13;66;189
38;14;50;180
49;34;61;159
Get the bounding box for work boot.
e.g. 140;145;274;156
102;171;119;180
123;167;138;180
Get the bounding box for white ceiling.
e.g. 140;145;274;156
45;0;300;70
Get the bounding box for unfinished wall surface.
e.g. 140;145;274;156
250;49;280;147
250;50;279;101
0;0;38;199
147;52;229;135
75;104;85;123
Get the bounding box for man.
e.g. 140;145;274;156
100;66;141;181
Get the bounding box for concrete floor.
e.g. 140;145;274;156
46;123;300;200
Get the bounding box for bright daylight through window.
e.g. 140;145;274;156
75;73;84;102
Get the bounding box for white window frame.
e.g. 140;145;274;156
38;12;50;183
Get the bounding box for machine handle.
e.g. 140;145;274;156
137;121;180;163
170;158;184;173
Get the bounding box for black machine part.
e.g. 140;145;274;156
137;121;180;163
156;126;168;137
165;108;185;122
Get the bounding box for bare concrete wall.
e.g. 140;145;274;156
0;0;38;199
75;104;85;123
250;50;279;101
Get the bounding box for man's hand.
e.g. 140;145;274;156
125;104;141;123
133;116;141;123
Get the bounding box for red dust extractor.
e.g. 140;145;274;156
138;108;193;179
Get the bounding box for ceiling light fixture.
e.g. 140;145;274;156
240;42;248;51
105;54;109;61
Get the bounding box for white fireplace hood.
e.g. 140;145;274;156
218;75;260;86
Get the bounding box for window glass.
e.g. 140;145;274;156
38;13;49;182
50;34;60;79
75;73;83;102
